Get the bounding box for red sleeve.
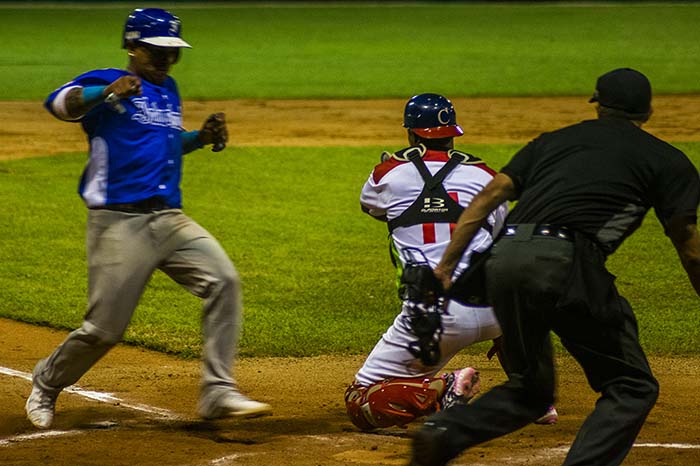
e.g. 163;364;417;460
372;159;404;184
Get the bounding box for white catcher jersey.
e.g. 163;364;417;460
360;147;508;276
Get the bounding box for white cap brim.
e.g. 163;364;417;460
139;37;192;48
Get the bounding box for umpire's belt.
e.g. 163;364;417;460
503;224;573;242
92;197;173;214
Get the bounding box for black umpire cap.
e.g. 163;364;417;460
589;68;652;114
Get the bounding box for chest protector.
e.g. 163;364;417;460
388;146;481;233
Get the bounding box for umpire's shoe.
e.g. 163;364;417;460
198;390;272;420
26;384;58;429
408;422;454;466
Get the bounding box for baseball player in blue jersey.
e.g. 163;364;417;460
25;8;271;429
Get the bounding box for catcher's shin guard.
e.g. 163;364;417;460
399;248;446;366
344;377;445;430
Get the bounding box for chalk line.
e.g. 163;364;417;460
0;429;84;446
209;453;252;465
636;443;700;449
0;365;180;420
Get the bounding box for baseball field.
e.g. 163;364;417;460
1;2;699;465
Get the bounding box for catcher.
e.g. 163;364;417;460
345;94;559;430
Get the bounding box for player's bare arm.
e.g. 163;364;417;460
435;172;516;289
667;215;700;296
58;76;142;120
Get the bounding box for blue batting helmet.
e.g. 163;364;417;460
122;8;191;49
403;93;463;139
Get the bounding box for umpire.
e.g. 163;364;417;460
408;68;700;466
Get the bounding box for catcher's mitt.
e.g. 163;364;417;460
399;248;446;366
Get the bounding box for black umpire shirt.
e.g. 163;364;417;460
501;116;700;255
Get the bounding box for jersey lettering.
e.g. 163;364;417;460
131;97;182;129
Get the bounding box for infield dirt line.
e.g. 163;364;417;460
0;364;184;449
635;443;700;449
203;453;258;466
0;365;180;421
0;429;85;447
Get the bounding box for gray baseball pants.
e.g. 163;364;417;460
33;209;241;401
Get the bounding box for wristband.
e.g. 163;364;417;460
82;86;107;106
181;130;204;153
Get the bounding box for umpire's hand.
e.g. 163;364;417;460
199;112;228;152
433;265;453;291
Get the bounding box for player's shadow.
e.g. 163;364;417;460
9;406;412;446
173;413;342;444
173;411;415;444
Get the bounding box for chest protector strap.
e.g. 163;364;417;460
388;149;467;233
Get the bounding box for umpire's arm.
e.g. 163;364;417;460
667;215;700;296
435;173;517;289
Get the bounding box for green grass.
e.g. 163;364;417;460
1;142;698;357
0;2;698;359
1;3;700;99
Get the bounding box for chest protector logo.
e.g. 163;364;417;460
422;197;448;213
388;146;477;233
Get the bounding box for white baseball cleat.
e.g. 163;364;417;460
25;384;58;429
198;390;272;420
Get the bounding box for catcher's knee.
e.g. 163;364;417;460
344;377;445;431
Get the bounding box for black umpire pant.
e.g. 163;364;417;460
411;228;659;466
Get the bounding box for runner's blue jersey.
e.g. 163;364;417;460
45;68;187;208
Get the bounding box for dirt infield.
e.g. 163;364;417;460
2;95;700;160
1;96;700;465
2;319;700;466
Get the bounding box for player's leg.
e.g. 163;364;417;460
440;300;501;362
345;376;447;430
346;300;497;430
157;212;270;419
447;299;557;425
409;236;570;465
28;210;156;428
355;300;499;384
556;296;658;466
